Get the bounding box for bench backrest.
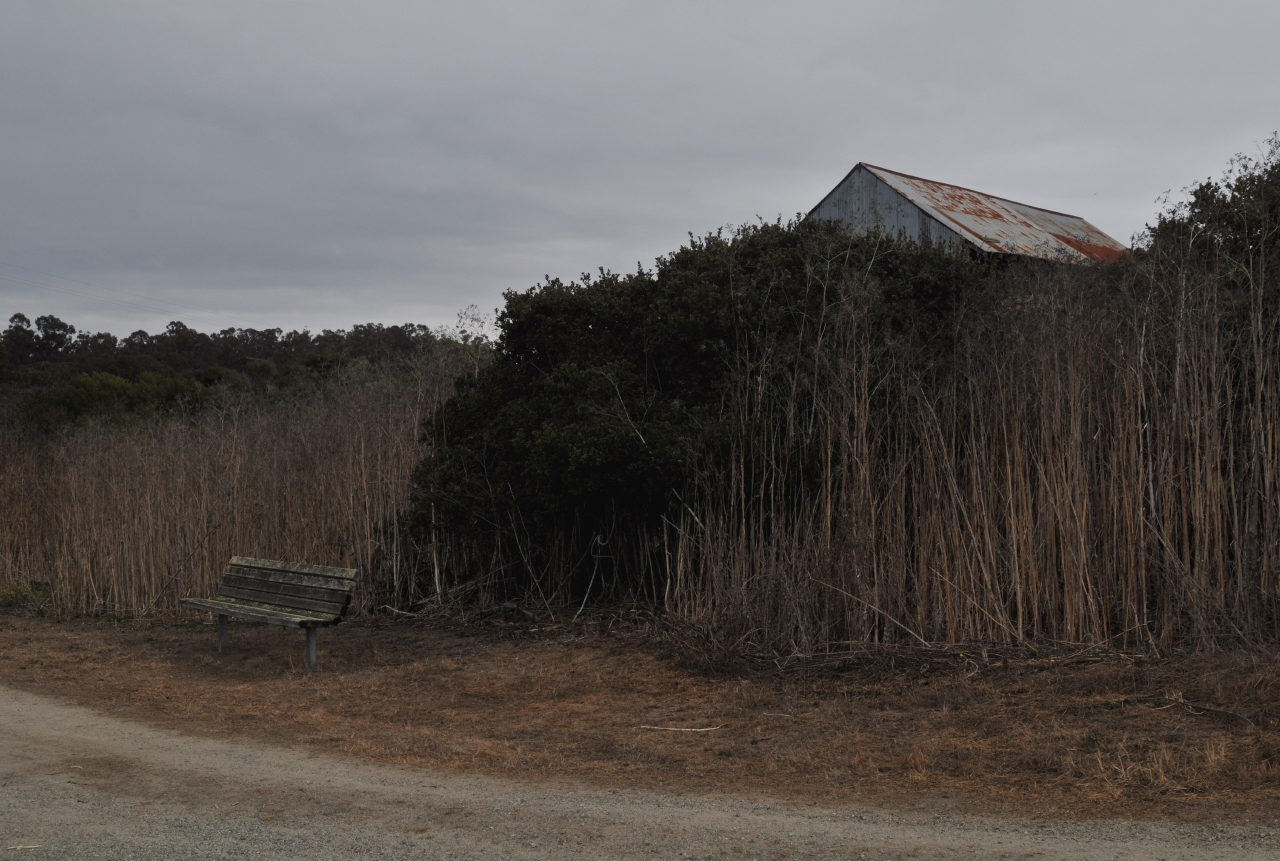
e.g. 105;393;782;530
217;556;357;619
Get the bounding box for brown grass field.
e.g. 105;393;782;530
1;611;1277;826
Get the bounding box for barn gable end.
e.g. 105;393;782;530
810;163;1127;264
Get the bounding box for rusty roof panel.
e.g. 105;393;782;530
862;164;1127;263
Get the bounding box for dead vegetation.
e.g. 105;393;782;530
659;252;1280;655
0;357;462;616
1;613;1276;824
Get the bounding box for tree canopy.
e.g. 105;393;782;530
0;314;441;432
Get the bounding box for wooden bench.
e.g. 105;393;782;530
180;556;357;670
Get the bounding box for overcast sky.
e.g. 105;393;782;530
2;1;1278;337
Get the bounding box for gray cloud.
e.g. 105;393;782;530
1;1;1278;336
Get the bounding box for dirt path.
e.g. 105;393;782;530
2;685;1276;860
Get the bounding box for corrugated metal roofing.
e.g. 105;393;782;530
813;163;1128;264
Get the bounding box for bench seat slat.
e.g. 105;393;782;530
221;572;352;604
216;584;348;615
179;596;340;627
229;556;357;580
224;566;357;593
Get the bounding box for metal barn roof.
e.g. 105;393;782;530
810;163;1127;264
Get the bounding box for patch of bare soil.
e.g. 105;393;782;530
0;612;1277;824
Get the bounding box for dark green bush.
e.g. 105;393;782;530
1143;133;1280;278
408;219;993;603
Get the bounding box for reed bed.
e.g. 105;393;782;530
666;256;1280;652
0;357;460;616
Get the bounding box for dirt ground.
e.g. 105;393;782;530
5;686;1279;861
0;612;1278;829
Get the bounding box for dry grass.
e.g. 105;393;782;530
2;613;1277;823
667;256;1280;652
0;356;463;616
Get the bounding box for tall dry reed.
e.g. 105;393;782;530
667;256;1280;652
0;355;463;616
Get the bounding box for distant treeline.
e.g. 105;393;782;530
0;315;445;431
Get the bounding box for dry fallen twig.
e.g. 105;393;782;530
638;725;723;732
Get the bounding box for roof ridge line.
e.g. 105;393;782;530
861;163;1088;221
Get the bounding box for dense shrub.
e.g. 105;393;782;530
1143;133;1280;280
408;221;991;603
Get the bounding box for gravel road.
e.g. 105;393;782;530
1;685;1276;860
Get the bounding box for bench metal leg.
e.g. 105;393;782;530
306;627;318;671
217;614;228;654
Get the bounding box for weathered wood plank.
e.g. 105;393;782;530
203;595;339;623
223;566;356;593
215;584;348;615
179;597;336;627
221;572;352;604
180;598;306;627
228;556;357;580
